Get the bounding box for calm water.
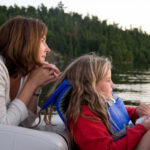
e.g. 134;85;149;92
112;64;150;105
40;63;150;106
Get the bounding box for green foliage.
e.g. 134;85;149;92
1;3;150;64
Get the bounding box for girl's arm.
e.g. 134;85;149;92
126;107;138;123
72;106;147;150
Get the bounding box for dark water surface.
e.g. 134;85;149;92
112;64;150;105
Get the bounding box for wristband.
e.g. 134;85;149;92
33;93;41;97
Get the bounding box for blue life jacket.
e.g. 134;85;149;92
41;79;72;123
41;79;134;139
107;95;134;139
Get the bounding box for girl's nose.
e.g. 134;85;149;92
111;81;114;88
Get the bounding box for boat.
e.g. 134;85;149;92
0;114;71;150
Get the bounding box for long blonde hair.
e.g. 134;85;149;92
44;54;112;133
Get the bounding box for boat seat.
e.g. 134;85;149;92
0;114;71;150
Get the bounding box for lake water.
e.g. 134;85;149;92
40;64;150;106
112;64;150;105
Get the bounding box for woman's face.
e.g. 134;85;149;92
96;69;114;98
39;35;51;64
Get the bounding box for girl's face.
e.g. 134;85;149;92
39;35;51;64
96;69;114;98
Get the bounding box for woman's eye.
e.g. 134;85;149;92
41;38;45;42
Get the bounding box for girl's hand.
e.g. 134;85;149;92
141;117;150;130
136;103;150;117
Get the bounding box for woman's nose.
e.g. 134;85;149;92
46;44;51;52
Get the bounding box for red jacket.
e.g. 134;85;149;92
70;106;147;150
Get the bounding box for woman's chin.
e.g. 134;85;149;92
40;59;47;65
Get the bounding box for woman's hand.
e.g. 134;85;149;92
17;63;60;106
42;63;61;83
136;103;150;117
27;63;60;89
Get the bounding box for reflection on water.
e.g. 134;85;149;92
112;65;150;105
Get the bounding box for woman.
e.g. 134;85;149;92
44;54;150;150
0;16;60;126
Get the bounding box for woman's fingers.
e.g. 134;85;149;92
48;70;60;82
42;63;60;74
29;64;61;88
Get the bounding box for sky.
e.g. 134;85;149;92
0;0;150;34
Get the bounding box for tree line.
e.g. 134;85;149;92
1;2;150;64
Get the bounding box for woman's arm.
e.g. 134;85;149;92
0;62;28;125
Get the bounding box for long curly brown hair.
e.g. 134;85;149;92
44;54;113;135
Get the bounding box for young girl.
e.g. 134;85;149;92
43;54;150;150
